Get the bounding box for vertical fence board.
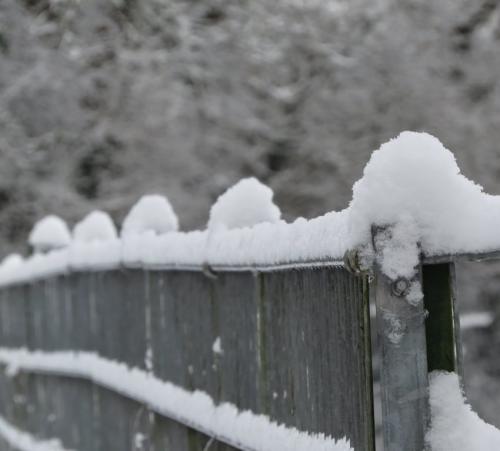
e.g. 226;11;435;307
94;269;152;451
215;272;259;413
257;268;374;450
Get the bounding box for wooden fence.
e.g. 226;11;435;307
0;214;480;451
0;265;378;451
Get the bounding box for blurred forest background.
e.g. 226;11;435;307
1;0;500;433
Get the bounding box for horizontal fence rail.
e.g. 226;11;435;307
0;266;374;451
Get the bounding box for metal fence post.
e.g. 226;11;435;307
372;229;429;451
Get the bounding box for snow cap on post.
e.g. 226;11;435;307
28;215;71;253
208;177;281;231
121;194;179;237
347;130;498;257
73;210;117;243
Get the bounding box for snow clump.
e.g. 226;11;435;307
348;131;500;257
427;371;500;451
28;215;71;253
208;178;281;231
0;254;24;282
73;211;117;243
121;194;179;237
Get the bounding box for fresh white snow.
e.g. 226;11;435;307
212;337;223;355
73;210;117;243
208;178;281;231
0;415;72;451
0;254;23;278
121;194;179;237
28;215;71;253
4;131;500;285
0;348;353;451
69;211;121;271
427;371;500;451
348;131;500;267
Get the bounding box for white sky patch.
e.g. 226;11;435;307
0;415;72;451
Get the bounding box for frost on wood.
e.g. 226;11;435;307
0;348;353;451
28;215;71;253
73;210;117;242
427;372;500;451
121;194;179;237
208;178;281;231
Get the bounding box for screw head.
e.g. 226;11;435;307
391;277;411;297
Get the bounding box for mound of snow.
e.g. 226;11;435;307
348;131;500;256
427;372;500;451
208;178;281;231
28;215;71;253
0;254;26;286
0;254;23;270
73;211;117;243
122;195;178;237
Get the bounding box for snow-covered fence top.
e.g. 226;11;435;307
1;131;500;451
3;131;500;287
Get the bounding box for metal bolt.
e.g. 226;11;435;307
391;277;411;297
343;249;363;275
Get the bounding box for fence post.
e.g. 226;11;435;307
372;228;429;451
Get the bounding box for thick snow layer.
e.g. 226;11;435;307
6;131;500;286
123;210;348;269
0;415;71;451
0;254;23;272
121;195;179;237
73;211;118;243
208;178;281;230
348;131;500;256
427;372;500;451
28;215;71;253
0;348;353;451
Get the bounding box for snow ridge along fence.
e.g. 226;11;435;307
0;265;374;451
